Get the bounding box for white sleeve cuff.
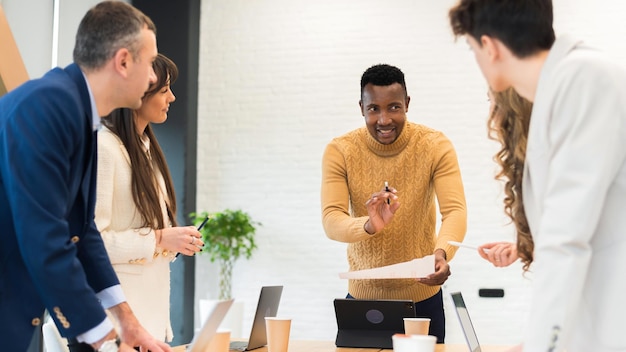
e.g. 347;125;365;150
76;286;126;344
96;285;126;309
75;318;114;344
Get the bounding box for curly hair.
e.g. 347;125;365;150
488;88;534;271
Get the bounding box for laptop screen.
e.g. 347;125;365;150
188;299;233;352
246;286;283;349
450;292;482;352
230;285;283;351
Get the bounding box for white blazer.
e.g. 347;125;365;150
522;35;626;352
95;126;174;342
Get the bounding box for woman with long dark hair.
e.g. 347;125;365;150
95;53;204;342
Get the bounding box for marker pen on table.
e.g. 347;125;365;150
385;181;390;204
172;216;209;262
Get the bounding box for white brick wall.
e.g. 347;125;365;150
195;0;626;344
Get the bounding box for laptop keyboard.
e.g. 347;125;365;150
229;340;248;351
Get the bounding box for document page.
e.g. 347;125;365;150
339;255;435;279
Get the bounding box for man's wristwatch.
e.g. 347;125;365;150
98;337;121;352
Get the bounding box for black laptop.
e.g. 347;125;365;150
333;298;416;349
229;286;283;351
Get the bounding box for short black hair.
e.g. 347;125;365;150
449;0;555;58
360;64;407;99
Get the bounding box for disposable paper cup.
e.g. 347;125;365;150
206;329;230;352
265;317;291;352
392;334;437;352
403;317;431;335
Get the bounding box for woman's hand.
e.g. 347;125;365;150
158;226;204;256
478;241;518;267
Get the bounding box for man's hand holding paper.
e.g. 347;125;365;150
417;249;451;286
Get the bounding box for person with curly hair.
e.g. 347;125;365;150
478;88;533;271
450;1;626;351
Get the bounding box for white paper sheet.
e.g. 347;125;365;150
338;255;435;279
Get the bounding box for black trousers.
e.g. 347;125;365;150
346;288;446;343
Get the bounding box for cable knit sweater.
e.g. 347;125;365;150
321;122;467;302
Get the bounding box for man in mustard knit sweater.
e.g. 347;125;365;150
321;64;467;343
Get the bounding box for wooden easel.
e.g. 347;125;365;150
0;4;29;96
1;6;38;351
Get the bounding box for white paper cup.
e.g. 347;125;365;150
265;317;291;352
403;317;431;335
392;334;436;352
206;329;230;352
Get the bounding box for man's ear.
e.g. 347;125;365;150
405;95;410;112
480;35;500;63
113;48;132;77
359;100;365;117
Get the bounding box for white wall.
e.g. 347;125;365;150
0;0;127;79
195;0;626;345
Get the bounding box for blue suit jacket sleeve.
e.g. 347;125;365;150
0;64;120;342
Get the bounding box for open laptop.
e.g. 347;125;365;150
187;299;234;352
229;285;283;351
450;292;482;352
333;298;416;349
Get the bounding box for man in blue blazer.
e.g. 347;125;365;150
0;2;171;352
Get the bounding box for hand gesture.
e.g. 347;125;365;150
478;242;518;267
364;184;400;234
159;226;204;257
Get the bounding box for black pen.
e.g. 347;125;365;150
385;181;390;204
172;216;209;262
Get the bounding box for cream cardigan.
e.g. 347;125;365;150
95;126;173;342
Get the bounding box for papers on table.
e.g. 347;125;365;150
338;255;435;280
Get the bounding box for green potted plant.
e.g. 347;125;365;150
191;209;260;300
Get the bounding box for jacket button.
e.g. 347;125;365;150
71;236;80;243
31;317;41;326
